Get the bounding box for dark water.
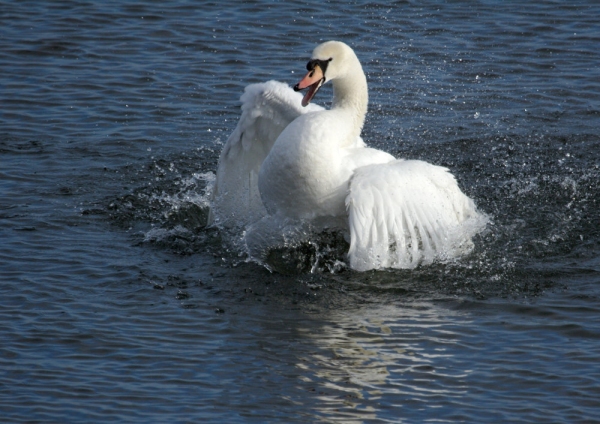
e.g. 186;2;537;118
2;1;600;422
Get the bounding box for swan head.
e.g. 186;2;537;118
294;41;359;107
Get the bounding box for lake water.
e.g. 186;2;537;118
2;1;600;422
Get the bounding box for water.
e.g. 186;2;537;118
1;1;599;422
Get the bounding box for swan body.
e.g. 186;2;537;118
211;41;486;271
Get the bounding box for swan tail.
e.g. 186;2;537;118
346;160;487;271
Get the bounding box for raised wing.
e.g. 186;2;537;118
346;160;487;271
210;81;323;228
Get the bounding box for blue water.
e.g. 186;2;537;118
1;1;600;422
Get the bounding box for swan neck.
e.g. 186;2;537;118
332;72;368;136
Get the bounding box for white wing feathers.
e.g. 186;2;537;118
211;81;485;270
210;81;323;227
346;160;484;271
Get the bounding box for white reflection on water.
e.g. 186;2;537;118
295;301;473;421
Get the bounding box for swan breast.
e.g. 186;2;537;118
258;110;354;219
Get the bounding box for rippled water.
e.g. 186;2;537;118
2;1;600;422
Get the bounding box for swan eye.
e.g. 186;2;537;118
306;58;332;74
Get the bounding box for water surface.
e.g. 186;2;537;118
1;1;600;422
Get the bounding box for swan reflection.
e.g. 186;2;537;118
295;301;472;421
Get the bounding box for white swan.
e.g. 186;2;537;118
211;41;486;271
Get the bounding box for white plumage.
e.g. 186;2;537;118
346;160;481;271
210;41;486;271
209;81;323;229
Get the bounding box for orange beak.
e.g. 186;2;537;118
294;65;325;107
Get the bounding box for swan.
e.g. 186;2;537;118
210;41;486;271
